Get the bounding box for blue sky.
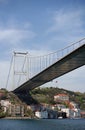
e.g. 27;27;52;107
0;0;85;92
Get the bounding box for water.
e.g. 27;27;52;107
0;119;85;130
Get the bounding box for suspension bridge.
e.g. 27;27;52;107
6;38;85;94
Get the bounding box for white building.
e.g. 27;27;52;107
61;108;81;118
35;110;48;119
70;102;79;109
61;108;74;118
0;100;11;107
73;108;81;117
54;94;69;102
57;104;66;110
69;102;81;118
0;100;11;113
10;104;25;117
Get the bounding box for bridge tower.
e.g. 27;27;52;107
12;52;29;90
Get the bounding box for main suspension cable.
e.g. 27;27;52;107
5;55;13;90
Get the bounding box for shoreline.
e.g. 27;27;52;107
2;116;84;120
3;117;32;119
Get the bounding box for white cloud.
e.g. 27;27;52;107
0;61;10;89
44;9;85;51
0;29;36;45
0;20;36;48
0;9;85;92
0;20;36;90
47;10;84;34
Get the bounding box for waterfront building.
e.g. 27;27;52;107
35;110;48;119
69;102;81;117
81;111;85;118
61;108;81;118
57;111;67;118
48;110;58;119
0;100;25;117
73;108;81;117
56;104;66;110
61;108;74;118
69;102;79;109
10;104;24;117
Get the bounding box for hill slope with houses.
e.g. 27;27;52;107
30;87;85;110
0;87;85;118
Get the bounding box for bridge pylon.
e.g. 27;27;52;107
12;51;29;90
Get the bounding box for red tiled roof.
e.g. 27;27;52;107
54;94;68;97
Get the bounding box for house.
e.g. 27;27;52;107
69;102;79;109
10;104;24;117
35;110;48;119
0;100;25;117
61;108;81;118
54;94;69;102
57;104;66;110
0;100;11;107
73;108;81;117
0;92;5;99
0;100;11;113
81;111;85;118
69;102;81;117
61;108;74;118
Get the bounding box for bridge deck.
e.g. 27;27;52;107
14;44;85;93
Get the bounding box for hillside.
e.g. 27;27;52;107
0;89;22;104
0;87;85;110
30;87;85;110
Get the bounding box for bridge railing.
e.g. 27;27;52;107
55;38;85;60
28;38;85;79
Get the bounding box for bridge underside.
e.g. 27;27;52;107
14;44;85;94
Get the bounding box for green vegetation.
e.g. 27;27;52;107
0;89;22;104
0;104;6;118
0;87;85;112
25;109;34;118
30;87;85;110
0;112;6;118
